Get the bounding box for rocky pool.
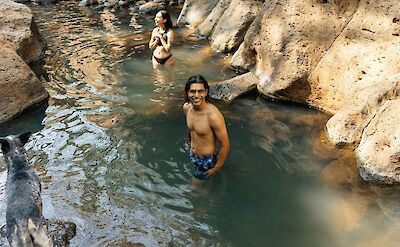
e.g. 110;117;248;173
1;1;400;246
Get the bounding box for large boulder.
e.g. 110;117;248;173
248;0;358;103
209;72;258;101
177;0;219;27
0;0;46;63
0;38;48;124
208;0;262;52
308;0;400;112
196;0;230;37
357;98;400;184
0;0;48;123
326;77;400;147
138;1;166;14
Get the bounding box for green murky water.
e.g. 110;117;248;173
1;2;400;246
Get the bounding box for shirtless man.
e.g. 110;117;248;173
183;75;230;183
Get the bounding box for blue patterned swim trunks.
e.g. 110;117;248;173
189;150;217;180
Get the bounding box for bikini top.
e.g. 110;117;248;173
156;27;169;46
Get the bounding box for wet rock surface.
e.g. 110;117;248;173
47;220;77;247
0;220;76;247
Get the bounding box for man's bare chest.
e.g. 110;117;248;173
187;112;211;136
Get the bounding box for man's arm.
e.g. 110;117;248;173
207;108;230;176
183;103;191;143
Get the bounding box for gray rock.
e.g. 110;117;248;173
79;0;99;6
209;72;258;101
47;220;77;247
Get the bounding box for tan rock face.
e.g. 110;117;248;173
177;0;219;28
0;0;48;123
197;0;230;37
0;39;48;123
357;99;400;184
252;0;358;100
327;78;400;146
0;0;46;63
309;0;400;112
209;0;262;52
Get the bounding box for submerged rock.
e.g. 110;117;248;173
0;220;77;247
47;220;77;247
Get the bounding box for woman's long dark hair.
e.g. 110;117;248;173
184;75;210;103
159;10;173;30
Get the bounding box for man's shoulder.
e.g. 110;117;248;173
206;102;221;112
206;103;223;120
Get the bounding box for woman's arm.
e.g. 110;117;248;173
149;28;158;50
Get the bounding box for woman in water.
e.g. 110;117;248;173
149;10;174;68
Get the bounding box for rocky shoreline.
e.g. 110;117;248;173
1;0;399;184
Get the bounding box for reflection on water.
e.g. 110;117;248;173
1;1;400;246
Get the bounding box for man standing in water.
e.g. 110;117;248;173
183;75;230;185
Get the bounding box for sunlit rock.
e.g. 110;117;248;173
177;0;219;28
358;99;400;184
0;0;46;63
230;42;254;73
79;0;98;7
104;0;119;8
0;0;48;124
251;0;358;102
196;0;230;37
209;0;262;53
138;1;166;14
327;78;400;147
308;0;400;112
0;38;48;124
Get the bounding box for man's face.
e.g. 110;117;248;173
188;83;207;106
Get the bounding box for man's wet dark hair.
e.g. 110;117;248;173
185;75;210;102
159;10;173;30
